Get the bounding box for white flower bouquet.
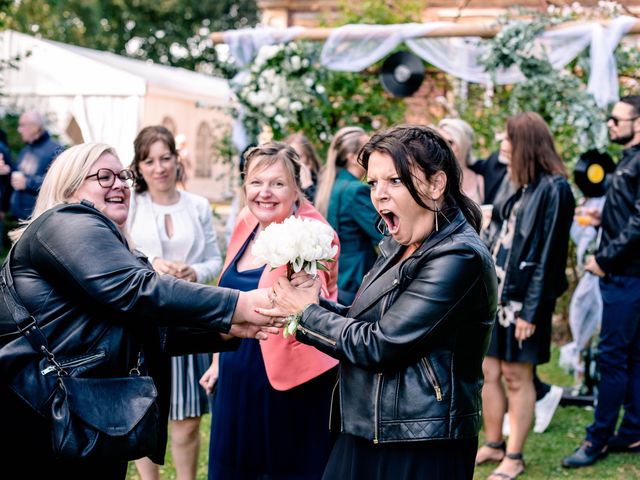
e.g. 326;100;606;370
252;215;337;278
251;216;337;338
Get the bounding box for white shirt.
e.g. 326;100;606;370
127;190;222;283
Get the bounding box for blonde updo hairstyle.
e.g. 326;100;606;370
437;118;476;167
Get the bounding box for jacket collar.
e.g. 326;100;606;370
348;208;467;318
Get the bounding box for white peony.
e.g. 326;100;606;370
251;216;338;276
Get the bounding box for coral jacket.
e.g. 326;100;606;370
222;201;340;391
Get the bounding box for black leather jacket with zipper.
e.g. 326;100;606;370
296;210;497;444
0;202;240;463
492;174;575;324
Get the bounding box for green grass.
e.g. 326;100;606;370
127;347;640;480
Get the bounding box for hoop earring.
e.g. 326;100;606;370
434;199;440;232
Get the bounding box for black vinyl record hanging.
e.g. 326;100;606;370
574;149;616;198
379;51;425;98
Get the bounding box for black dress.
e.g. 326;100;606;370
208;235;335;480
324;433;478;479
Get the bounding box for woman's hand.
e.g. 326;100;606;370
174;263;197;282
230;289;284;340
256;275;321;318
199;355;219;395
514;318;536;342
152;258;197;282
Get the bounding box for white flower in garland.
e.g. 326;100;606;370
230;41;331;140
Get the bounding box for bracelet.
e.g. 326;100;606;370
283;304;313;338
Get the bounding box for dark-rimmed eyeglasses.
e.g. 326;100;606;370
607;115;639;126
86;168;135;188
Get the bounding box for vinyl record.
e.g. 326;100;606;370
379;51;424;98
574;149;615;197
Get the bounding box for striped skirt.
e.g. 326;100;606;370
169;353;211;421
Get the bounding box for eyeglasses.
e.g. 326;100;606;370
86;168;135;188
607;115;639;126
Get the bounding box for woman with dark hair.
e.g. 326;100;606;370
128;126;223;480
475;112;575;480
315;126;382;304
286;132;322;201
261;125;497;479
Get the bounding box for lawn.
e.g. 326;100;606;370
127;347;640;480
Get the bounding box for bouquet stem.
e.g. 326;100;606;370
286;263;294;280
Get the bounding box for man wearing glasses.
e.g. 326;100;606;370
563;95;640;468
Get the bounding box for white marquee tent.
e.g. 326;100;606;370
0;30;231;180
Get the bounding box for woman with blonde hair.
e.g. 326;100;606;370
438;118;484;205
315;126;382;304
205;142;340;479
0;142;272;478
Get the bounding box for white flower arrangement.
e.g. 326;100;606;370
251;216;337;277
251;215;337;338
223;41;331;141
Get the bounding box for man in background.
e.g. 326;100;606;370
562;95;640;468
5;111;61;220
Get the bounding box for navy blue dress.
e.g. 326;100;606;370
208;235;336;480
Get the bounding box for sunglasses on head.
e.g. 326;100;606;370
607;115;639;126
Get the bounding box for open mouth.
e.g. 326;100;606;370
380;209;400;234
105;196;125;204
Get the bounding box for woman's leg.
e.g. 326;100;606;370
476;356;507;463
488;361;534;479
134;457;160;480
171;417;202;480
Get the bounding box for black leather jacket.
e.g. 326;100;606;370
296;210;497;443
0;203;240;463
595;144;640;276
493;174;575;324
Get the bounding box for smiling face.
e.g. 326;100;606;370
137;140;178;195
367;151;436;246
72;153;131;228
245;158;299;228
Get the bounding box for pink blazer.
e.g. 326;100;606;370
222;201;340;391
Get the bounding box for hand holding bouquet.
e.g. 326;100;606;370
251;216;337;337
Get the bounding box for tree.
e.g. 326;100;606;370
0;0;259;70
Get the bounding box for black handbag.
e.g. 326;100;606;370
0;254;161;461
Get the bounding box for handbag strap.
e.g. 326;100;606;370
0;250;51;356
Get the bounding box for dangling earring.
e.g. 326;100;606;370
376;216;389;236
434;199;439;232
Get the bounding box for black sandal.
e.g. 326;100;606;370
476;441;506;465
488;452;525;480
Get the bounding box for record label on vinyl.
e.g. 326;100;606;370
380;51;424;98
574;150;616;197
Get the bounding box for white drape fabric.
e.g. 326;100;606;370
222;16;636;149
316;17;636;107
587;16;636;108
71;95;141;164
223;26;305;67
